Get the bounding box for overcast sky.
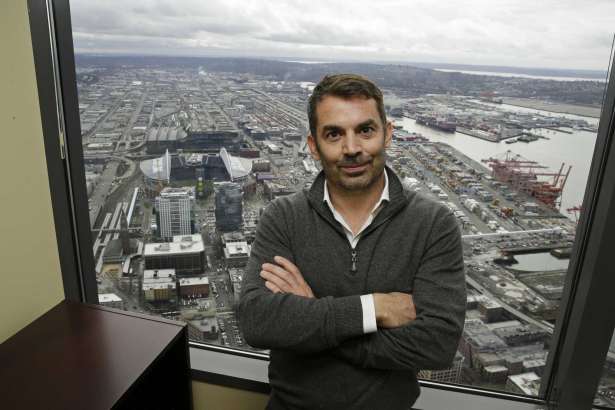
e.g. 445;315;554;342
70;0;615;70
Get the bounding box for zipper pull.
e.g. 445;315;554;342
351;250;358;273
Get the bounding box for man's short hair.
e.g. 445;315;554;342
308;73;387;139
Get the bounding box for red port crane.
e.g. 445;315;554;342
482;150;572;210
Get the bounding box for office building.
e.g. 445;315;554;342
144;235;205;276
178;277;210;299
142;269;177;303
215;182;243;232
155;187;195;240
223;241;251;267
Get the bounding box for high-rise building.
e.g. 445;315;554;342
155;186;195;240
215;182;243;232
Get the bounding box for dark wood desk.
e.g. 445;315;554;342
0;300;192;409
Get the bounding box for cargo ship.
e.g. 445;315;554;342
415;115;457;132
393;129;429;142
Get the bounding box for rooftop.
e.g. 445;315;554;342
140;150;171;182
98;293;122;303
484;365;508;373
142;281;176;291
229;268;244;282
220;147;251;181
159;186;196;198
143;269;176;280
188;317;217;332
507;372;541;396
146;126;186;142
179;277;210;286
222;232;246;243
224;241;251;257
144;235;205;256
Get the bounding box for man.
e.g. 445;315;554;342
237;74;466;409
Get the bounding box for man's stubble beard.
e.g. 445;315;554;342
319;148;388;194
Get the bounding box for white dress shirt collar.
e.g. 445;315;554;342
323;170;389;247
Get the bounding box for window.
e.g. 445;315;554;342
29;0;615;408
595;332;615;407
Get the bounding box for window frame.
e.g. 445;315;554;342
27;0;98;303
28;0;615;407
539;44;615;410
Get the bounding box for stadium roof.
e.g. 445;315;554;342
220;147;252;181
140;149;171;182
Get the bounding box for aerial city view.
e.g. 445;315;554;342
75;53;614;401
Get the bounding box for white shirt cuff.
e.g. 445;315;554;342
360;294;378;334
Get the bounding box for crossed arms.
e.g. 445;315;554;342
236;202;466;372
260;255;417;331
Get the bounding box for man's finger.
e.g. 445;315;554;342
274;256;306;284
260;270;293;293
262;263;299;287
265;281;283;294
274;256;300;275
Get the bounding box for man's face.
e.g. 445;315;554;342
307;95;392;193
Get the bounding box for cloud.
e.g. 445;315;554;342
69;0;615;69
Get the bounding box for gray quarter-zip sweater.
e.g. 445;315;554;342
237;167;466;410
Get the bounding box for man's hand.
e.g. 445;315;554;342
373;292;416;328
260;256;315;298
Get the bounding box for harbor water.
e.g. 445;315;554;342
513;252;570;272
398;103;600;216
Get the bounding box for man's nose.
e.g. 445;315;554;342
342;132;362;156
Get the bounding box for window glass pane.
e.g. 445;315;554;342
595;331;615;407
69;0;614;397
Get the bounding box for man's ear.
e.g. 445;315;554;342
384;121;393;148
306;134;321;160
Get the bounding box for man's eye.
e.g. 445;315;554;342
360;126;375;134
325;131;340;139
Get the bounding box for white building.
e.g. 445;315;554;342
223;241;251;267
155;186;195;240
98;293;123;310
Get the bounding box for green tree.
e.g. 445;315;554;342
203;180;214;199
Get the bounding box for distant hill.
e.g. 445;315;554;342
75;54;606;106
